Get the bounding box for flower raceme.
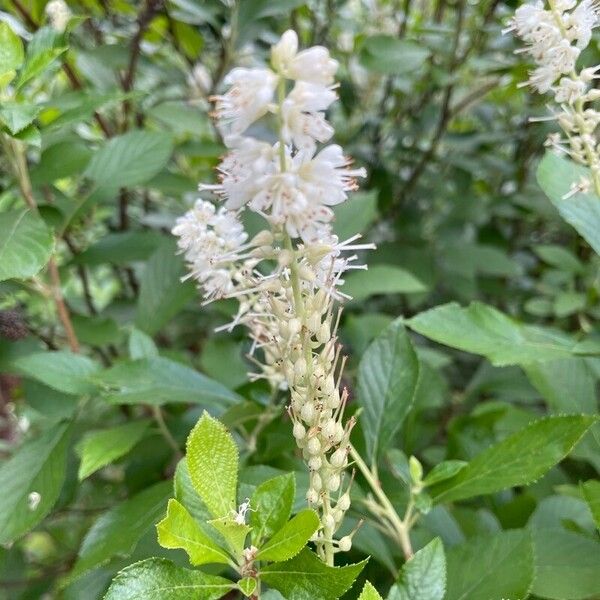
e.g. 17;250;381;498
508;0;600;195
172;30;373;564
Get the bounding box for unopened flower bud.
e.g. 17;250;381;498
308;456;322;471
251;230;274;247
317;322;331;344
327;472;341;492
321;419;337;440
338;536;352;552
311;472;323;491
306;488;319;504
293;421;306;440
337;492;351;511
323;513;335;532
307;311;321;334
301;401;316;423
330;447;348;469
307;437;321;455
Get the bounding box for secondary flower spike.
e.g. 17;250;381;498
173;29;373;565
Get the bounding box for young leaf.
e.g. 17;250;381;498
358;319;420;463
238;577;257;597
423;461;467;488
104;558;234;600
250;472;295;546
207;516;251;557
537;151;600;256
406;302;576;366
429;416;596;504
0;209;53;281
0;423;70;544
69;482;171;581
256;509;320;562
186;412;238;518
388;538;445;600
582;480;600;529
445;530;533;600
260;548;367;600
156;499;231;566
12;351;99;395
76;420;150;480
0;22;24;77
358;581;383;600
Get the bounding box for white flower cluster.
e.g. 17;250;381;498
509;0;600;195
173;30;372;562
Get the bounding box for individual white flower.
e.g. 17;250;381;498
281;81;337;150
569;0;600;48
555;76;587;102
212;68;278;135
45;0;71;32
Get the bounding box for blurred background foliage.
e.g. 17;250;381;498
0;0;599;598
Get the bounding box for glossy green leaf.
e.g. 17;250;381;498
582;480;600;529
406;302;576;366
0;22;24;76
445;530;533;600
344;265;427;301
261;548;366;600
537;152;600;255
156;499;231;566
358;581;383;600
186;412;238;519
0;423;70;544
250;473;295;546
69;482;170;581
0;209;53;281
239;577;257;597
388;538;446;600
430;416;596;504
76;420;150;480
257;509;319;562
94;356;240;406
104;558;234;600
12;351;99;395
358;320;420;463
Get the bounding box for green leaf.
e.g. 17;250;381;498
250;473;295;546
260;548;367;600
537;152;600;255
135;242;196;334
94;356;240;406
239;577;257;596
84;130;173;190
12;351;99;395
0;22;24;76
333;190;378;240
0;102;40;135
156;499;231;566
423;461;467;488
344;265;427;301
69;481;170;581
534;244;584;273
388;538;446;600
174;458;213;525
358;581;383;600
582;480;600;529
186;412;238;518
17;47;66;88
76;420;150;480
360;36;430;74
104;558;234;600
257;509;319;562
445;530;533;600
531;528;600;600
429;416;596;504
406;302;576;366
0;423;70;544
128;328;158;359
74;231;164;266
31;140;92;184
358;320;420;463
0;209;53;281
207;516;251;556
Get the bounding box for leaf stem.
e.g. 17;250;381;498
152;405;182;459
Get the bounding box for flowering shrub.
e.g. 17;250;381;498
0;1;599;599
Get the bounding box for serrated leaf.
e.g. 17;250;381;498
445;530;533;600
93;356;240;406
257;509;319;562
69;482;170;581
135;242;196;334
0;423;70;544
85;130;173;190
103;558;234;600
0;22;24;76
186;412;238;519
156;499;231;566
0;209;53;281
208;516;251;557
174;458;213;525
582;480;600;529
388;538;445;600
531;528;600;600
12;351;99;395
0;102;40;135
406;302;576;366
260;548;366;600
429;416;596;504
250;473;295;546
344;265;427;301
239;577;257;596
76;420;150;480
358;581;383;600
358;320;420;463
537;152;600;255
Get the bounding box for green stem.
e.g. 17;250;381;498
152;406;182;459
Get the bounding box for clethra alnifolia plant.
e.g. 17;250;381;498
172;30;373;565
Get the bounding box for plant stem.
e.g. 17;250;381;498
152;406;182;459
349;444;414;559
